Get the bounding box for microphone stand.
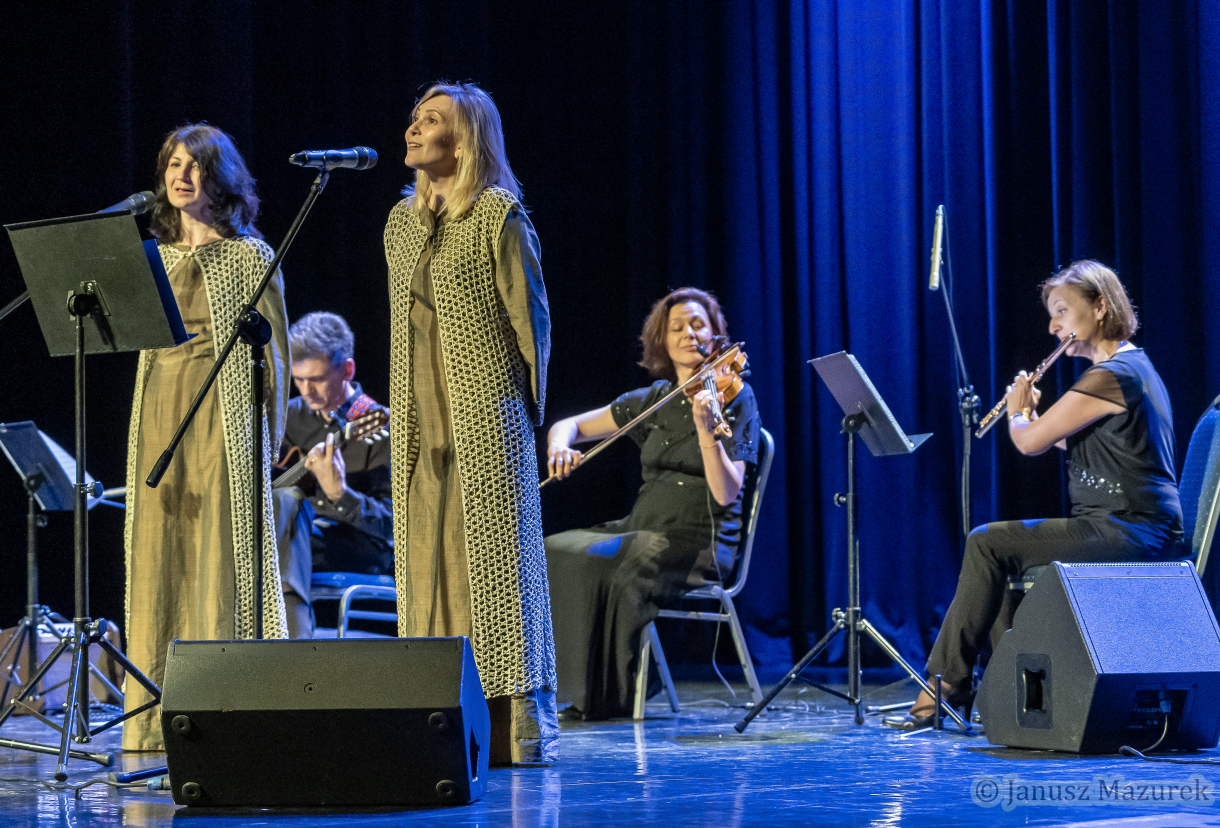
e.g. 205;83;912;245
0;291;29;323
931;207;980;537
146;168;331;639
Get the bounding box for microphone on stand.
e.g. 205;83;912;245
99;191;156;215
928;204;944;291
289;147;378;171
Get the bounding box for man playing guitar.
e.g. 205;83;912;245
274;312;392;638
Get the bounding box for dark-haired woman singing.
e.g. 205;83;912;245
123;124;290;751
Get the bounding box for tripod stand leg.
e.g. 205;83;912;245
0;737;111;767
54;627;90;781
95;630;158;698
0;636;72;729
86;660;122;706
0;619;31;708
735;617;846;733
856;618;969;730
75;632;163;737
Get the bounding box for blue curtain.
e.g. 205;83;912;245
2;1;1218;665
706;0;1220;669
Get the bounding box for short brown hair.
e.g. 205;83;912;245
149;123;261;242
638;287;728;381
1040;260;1138;341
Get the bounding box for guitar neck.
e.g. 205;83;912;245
272;431;353;490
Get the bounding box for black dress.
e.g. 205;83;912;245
545;381;760;719
926;349;1183;698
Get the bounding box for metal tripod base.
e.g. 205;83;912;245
0;607;126;712
734;607;969;732
0;605;68;709
0;617;161;780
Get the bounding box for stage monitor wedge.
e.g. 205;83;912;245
161;637;490;807
978;561;1220;754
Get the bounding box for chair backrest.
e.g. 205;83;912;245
722;427;775;598
1182;395;1220;575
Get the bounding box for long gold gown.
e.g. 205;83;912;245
125;249;233;750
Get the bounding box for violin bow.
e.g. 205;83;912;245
539;343;744;489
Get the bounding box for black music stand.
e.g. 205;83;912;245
0;210;188;779
0;423;125;713
736;352;967;731
0;421;75;710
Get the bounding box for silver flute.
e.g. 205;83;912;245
975;332;1076;438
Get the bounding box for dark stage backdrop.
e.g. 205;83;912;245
1;1;1216;674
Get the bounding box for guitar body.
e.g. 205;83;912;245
273;407;390;491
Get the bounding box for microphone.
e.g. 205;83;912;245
289;147;378;171
928;204;944;291
99;191;156;215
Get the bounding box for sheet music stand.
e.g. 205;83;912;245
0;210;187;779
0;423;122;713
736;352;968;732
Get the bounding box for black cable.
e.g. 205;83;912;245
1118;715;1220;764
1142;715;1171;753
705;487;734;699
0;775;146;795
1119;747;1220;765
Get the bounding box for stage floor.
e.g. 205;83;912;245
1;678;1219;826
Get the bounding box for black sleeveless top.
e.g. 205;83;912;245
1064;349;1182;539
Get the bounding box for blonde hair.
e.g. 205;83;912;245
1040;260;1139;341
403;81;520;221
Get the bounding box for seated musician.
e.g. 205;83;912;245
885;261;1183;730
274;312;392;638
544;287;761;720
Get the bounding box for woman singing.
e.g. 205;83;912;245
124;124;290;750
545;288;761;720
384;82;555;765
885;260;1182;730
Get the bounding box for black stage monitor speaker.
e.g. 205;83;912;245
977;561;1220;754
161;636;489;807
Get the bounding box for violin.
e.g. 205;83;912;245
540;341;749;488
688;340;748;440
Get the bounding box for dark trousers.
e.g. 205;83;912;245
926;515;1175;699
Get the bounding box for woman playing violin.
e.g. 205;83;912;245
545;287;761;720
885;260;1182;730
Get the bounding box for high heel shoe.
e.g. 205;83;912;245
881;706;936;731
882;689;975;731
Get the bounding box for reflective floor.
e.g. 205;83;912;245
2;679;1220;827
